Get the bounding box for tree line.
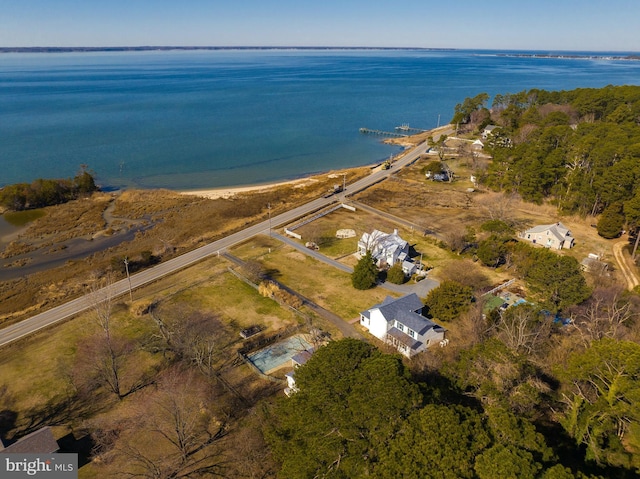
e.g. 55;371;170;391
0;165;98;211
452;86;640;238
265;337;640;478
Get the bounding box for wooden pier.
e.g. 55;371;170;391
359;127;407;138
395;123;429;134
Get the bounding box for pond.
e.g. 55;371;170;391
0;209;45;243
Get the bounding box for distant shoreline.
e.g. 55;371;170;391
0;46;457;54
180;177;325;200
498;52;640;61
1;47;638;61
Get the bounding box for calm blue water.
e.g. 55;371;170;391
1;49;640;190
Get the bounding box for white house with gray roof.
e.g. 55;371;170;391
520;222;574;250
359;293;445;358
358;229;410;268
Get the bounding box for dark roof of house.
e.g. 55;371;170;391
376;293;423;319
0;427;59;454
387;327;422;350
396;309;437;335
291;348;314;366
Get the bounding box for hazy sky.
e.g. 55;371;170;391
1;0;638;52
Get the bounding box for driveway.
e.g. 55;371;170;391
613;239;639;290
271;232;439;297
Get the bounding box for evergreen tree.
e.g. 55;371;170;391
477;235;509;267
352;250;378;290
375;404;490;479
264;339;421;478
424;280;473;322
597;202;624;238
556;339;640;471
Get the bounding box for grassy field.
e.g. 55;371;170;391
0;252;306;463
0;138;632;476
231;236;392;321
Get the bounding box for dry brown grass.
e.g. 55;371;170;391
0;168;371;323
28;195;109;241
0;253;300;477
231;238;391;321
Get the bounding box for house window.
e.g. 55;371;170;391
408;329;416;339
395;320;405;332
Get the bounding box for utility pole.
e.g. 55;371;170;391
123;257;133;302
343;173;346;192
267;203;271;237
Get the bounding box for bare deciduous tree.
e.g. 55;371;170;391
73;334;133;400
455;300;492;349
438;259;491;292
569;286;639;346
112;369;227;479
493;305;552;356
84;273;126;399
74;273;145;400
478;192;520;224
88;272;116;336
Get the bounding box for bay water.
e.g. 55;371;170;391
1;49;640;191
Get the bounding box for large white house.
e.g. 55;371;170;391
520;222;575;250
358;229;410;268
360;293;445;358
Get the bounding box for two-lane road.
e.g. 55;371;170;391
0;134;442;348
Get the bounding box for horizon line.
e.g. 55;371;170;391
1;46;639;55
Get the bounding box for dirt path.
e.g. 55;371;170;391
613;240;639;290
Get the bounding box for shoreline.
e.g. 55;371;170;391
179;125;450;200
180;176;326;200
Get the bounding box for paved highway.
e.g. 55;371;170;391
0;135;441;348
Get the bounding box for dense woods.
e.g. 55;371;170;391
456;86;640;224
265;338;640;478
0;165;97;210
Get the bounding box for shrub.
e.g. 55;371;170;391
386;263;406;285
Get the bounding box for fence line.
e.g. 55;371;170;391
482;279;515;296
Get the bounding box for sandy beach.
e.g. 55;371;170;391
179;125;451;200
180;176;323;200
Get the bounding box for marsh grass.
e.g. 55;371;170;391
0;170;367;323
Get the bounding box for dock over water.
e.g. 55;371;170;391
359;127;407;138
395;123;429;134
